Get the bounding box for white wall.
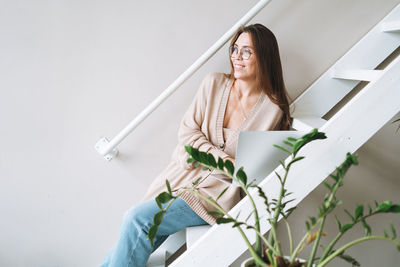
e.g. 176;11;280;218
0;0;399;266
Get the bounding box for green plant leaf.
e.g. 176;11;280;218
390;221;397;239
306;221;311;231
216;186;229;201
292;139;304;155
185;145;193;155
285;207;296;217
324;199;330;209
344;209;355;221
193;162;200;168
186;157;194;164
318;207;324;217
156;192;172;204
283;140;294;147
279;160;286;169
274;171;283;185
287;137;297;142
322;181;332;191
233;222;245;227
361;217;371;236
216;217;235;224
368;204;373;215
341;222;354;232
292;129;327;155
376;201;393;212
310;217;317;225
217;157;224;170
289;156;305;167
166;180;172;195
154;211;164;225
245;210;255;222
355;205;364;220
397;243;400;251
273;144;291;154
208;210;224;217
155;198;162;209
282;199;295;208
235;211;241;220
188;146;200;161
329;173;339;182
224;160;234;176
338;253;360;267
388;204;400;213
335;216;342;231
199;151;209;165
192;177;202;186
207;153;217;168
236;167;247;186
147;225;158;247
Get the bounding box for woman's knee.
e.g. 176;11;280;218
122;201;157;230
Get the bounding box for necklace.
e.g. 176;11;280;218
234;87;248;120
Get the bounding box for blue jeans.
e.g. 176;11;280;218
100;197;207;267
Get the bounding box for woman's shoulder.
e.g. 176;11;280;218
203;72;231;83
200;73;232;92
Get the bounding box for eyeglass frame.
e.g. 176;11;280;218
229;45;254;60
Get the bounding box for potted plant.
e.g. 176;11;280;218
147;129;400;266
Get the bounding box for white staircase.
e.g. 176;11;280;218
147;226;212;267
152;3;400;267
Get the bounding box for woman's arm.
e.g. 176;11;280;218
177;74;231;169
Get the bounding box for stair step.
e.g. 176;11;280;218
186;225;212;248
381;20;400;32
146;249;167;267
291;4;400;118
147;229;186;267
332;69;383;82
292;116;327;131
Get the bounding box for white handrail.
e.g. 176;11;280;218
95;0;272;160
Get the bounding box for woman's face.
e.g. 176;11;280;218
231;32;257;81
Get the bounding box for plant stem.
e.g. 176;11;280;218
188;189;268;267
317;236;400;267
268;165;290;257
307;166;348;266
290;218;321;264
290;232;310;263
307;217;326;267
242;185;263;256
318;210;382;263
284;219;294;255
198;162;263;257
318;232;342;263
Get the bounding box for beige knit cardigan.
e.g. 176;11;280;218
143;73;283;225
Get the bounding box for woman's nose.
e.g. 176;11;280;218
232;52;243;60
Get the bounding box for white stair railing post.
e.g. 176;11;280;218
95;0;272;161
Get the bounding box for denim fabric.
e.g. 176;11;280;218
100;197;207;267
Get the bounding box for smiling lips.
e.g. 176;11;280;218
234;63;245;70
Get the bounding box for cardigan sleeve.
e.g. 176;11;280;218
177;73;230;170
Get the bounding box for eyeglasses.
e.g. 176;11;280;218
229;46;253;60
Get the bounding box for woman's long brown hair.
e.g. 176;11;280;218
229;24;291;129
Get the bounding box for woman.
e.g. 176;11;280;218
101;23;291;267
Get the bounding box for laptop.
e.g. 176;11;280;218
233;131;305;186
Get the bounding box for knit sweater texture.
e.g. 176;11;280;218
143;73;283;225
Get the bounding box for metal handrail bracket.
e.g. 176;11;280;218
95;0;272;161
